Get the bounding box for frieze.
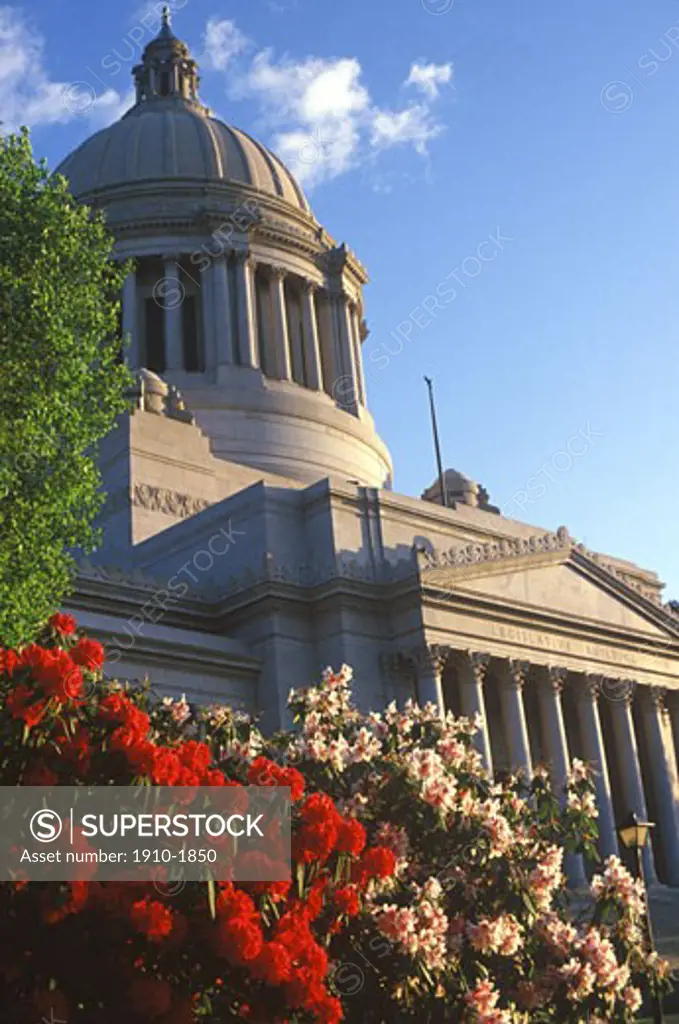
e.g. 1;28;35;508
417;525;572;571
132;483;212;520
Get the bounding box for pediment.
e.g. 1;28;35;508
417;535;679;641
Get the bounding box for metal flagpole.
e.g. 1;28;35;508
424;376;447;508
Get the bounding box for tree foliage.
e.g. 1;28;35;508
0;129;130;646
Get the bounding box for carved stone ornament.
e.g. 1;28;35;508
132;483;212;520
506;659;531;688
418;526;572;572
545;666;569;693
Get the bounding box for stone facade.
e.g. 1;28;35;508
59;12;679;897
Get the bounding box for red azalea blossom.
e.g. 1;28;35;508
48;612;77;635
352;845;397;885
336;818;366;857
70;637;105;670
130;898;175;941
333;885;360;917
5;683;48;728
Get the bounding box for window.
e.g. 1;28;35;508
182;295;203;372
160;71;171;96
144;298;165;372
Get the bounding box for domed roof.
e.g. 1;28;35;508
57;106;311;213
56;7;311;215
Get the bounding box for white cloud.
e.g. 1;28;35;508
405;61;453;100
0;7;128;134
203;18;250;71
226;44;449;188
371;104;444;154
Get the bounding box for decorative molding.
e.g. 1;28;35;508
506;658;531;688
417;526;572;571
132;483;212;521
545;665;569;694
452;650;491;683
574;544;660;603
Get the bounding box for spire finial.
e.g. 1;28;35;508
161;4;171;28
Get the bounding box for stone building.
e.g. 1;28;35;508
58;11;679;897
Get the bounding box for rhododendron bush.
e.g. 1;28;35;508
0;617;671;1022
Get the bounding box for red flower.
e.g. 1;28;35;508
352;845;396;885
28;648;83;703
279;765;305;802
215;916;264;964
131;898;174;942
57;724;92;777
151;747;182;786
336;818;366;857
247;756;281;787
294;793;343;864
250;941;293;985
217;885;258;921
178;740;211;775
128;976;173;1018
5;683;47;728
334;885;360;917
48;613;77;635
0;648;18;677
71;637;105;670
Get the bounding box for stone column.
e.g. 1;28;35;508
498;660;533;779
537;666;588;887
454;651;493;774
234;253;259;369
637;686;679;885
572;676;619;860
666;691;679;776
301;281;324;391
349;303;367;406
608;682;658;885
270;267;292;382
412;644;448;716
163;257;183;371
211;254;234;373
331;292;359;415
122;269;139;368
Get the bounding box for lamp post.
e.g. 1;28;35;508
617;811;664;1024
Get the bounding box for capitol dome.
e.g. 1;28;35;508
57;100;311;214
57;7;392;489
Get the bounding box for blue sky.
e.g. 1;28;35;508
6;0;679;598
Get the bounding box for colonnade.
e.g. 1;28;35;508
122;251;366;415
395;645;679;887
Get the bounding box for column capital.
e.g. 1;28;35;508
454;650;491;683
638;684;668;712
269;264;287;282
572;673;603;702
600;677;637;706
506;659;531;689
539;665;569;694
301;278;320;295
407;643;451;675
234;250;256;270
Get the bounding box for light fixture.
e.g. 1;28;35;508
617;811;655;851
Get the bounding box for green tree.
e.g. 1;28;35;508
0;129;131;646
